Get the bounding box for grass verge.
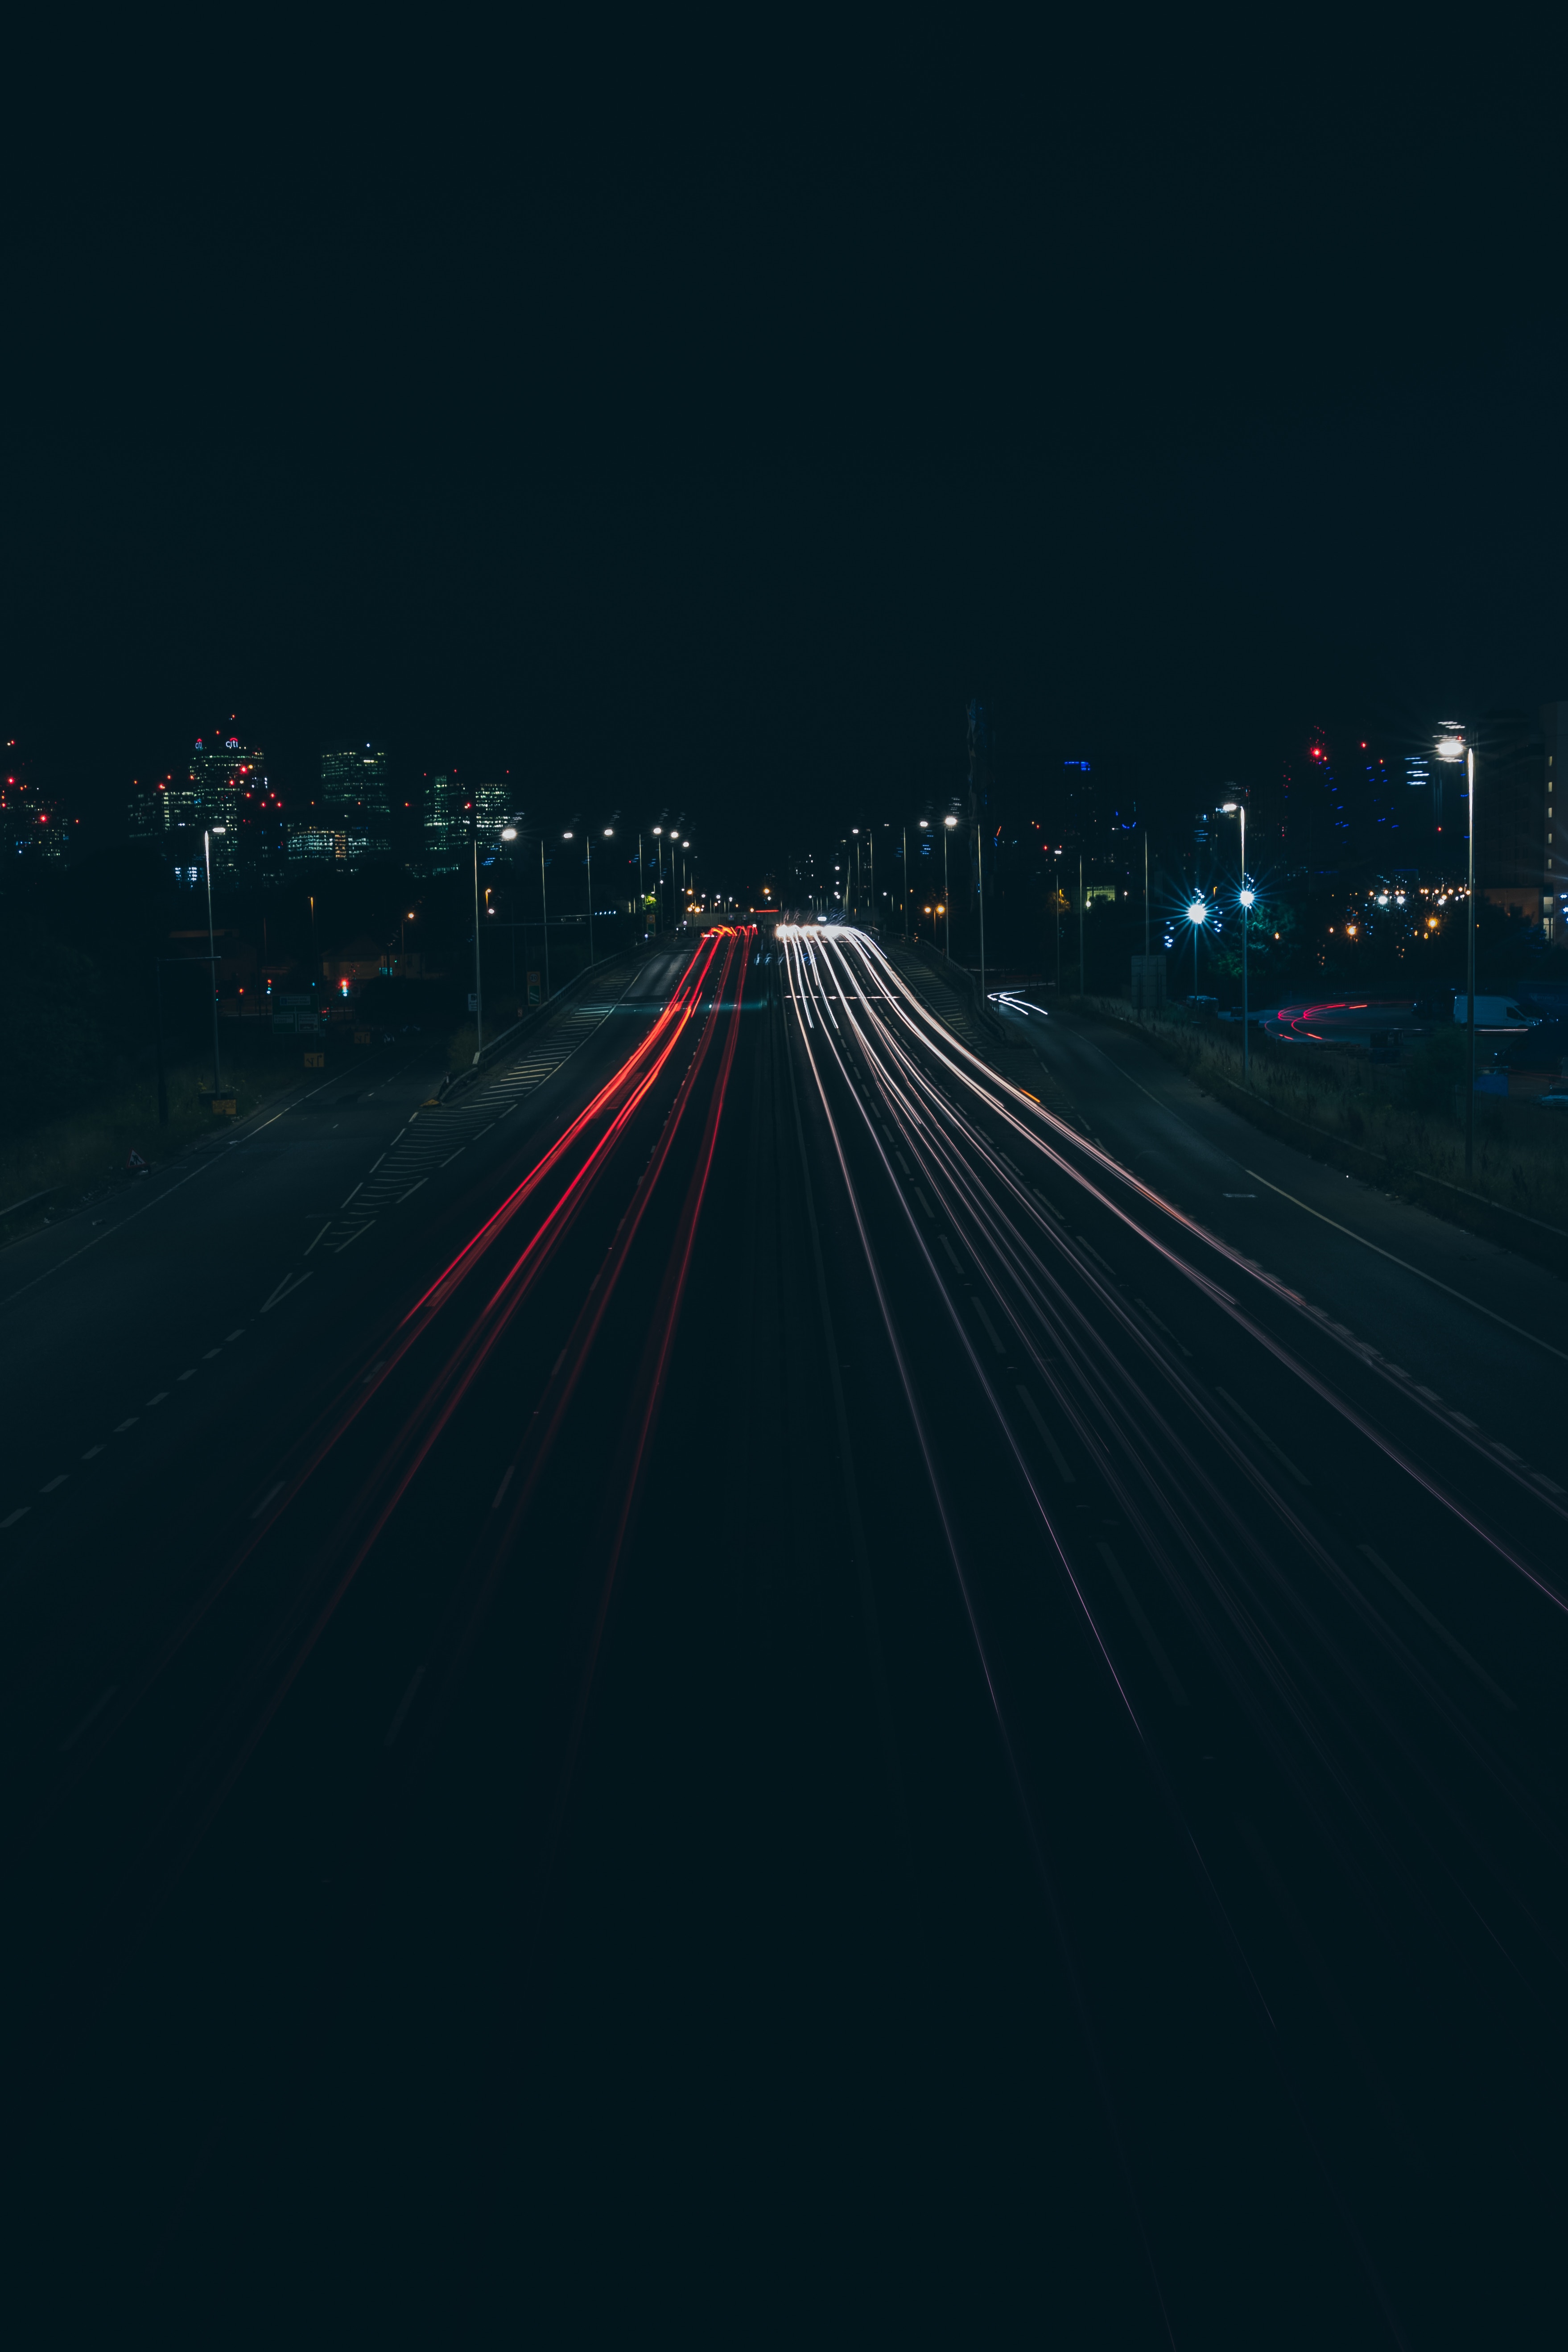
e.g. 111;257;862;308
1080;996;1568;1279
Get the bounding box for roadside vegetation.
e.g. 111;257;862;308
0;1032;329;1243
1085;997;1568;1237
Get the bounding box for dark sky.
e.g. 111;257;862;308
5;21;1566;879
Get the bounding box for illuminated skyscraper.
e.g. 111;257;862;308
319;743;392;863
175;721;264;878
2;740;66;862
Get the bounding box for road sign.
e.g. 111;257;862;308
304;1051;325;1069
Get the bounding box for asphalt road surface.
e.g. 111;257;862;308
5;924;1567;2345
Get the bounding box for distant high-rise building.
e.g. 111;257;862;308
421;772;462;874
2;740;66;862
173;720;264;879
319;743;392;864
1473;705;1565;938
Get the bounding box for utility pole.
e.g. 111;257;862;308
902;821;909;942
587;829;596;966
1143;831;1151;958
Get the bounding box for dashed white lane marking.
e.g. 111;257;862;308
59;1687;116;1751
114;1417;139;1434
334;1223;374;1253
1532;1472;1565;1495
82;1445;103;1460
2;1507;29;1529
1414;1385;1440;1403
367;1153;386;1173
145;1391;168;1407
1359;1544;1516;1710
226;1329;243;1342
440;1149;466;1168
1215;1384;1310;1486
384;1666;426;1748
203;1348;221;1360
492;1465;514;1509
251;1482;284;1520
340;1182;363;1206
261;1271;313;1313
178;1368;196;1381
1016;1386;1075;1481
40;1476;66;1493
396;1179;427;1204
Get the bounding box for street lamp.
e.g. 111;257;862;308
1219;797;1252;1079
1437;728;1476;1174
941;816;957;960
1184;893;1209;997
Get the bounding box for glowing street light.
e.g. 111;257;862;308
1184;893;1209;997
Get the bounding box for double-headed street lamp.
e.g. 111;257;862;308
1218;796;1254;1080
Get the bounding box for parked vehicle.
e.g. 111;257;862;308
1452;994;1539;1031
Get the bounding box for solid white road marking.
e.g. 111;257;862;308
1243;1167;1568;1365
250;1482;284;1520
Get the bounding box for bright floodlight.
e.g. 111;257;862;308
563;830;573;839
918;818;928;828
1239;887;1256;908
1187;898;1208;924
1221;801;1238;813
945;815;958;828
500;826;518;841
604;826;613;836
1436;734;1465;762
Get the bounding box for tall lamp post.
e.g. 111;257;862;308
1437;730;1475;1176
1219;797;1253;1080
470;820;483;1056
203;825;225;1094
943;815;957;958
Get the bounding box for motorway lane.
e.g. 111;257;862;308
4;933;746;2320
992;987;1568;1473
12;922;1568;2342
779;926;1568;2345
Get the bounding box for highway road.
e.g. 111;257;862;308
5;922;1566;2343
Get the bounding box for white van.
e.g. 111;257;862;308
1452;995;1539;1030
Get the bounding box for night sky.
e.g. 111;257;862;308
5;24;1565;876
